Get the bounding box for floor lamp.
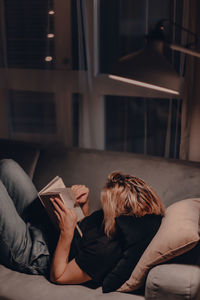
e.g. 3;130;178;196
109;20;200;97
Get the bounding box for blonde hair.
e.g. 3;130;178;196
101;171;165;237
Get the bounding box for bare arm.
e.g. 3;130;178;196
49;197;91;284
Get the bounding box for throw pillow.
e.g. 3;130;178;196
102;214;162;293
117;198;200;292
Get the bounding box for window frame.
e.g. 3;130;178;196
0;0;181;154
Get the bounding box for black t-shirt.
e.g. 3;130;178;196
69;210;162;287
69;210;122;284
102;213;162;292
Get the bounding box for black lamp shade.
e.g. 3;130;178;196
109;40;183;96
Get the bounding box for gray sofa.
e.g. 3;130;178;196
0;139;199;300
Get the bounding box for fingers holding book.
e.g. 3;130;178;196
50;197;77;238
71;185;90;217
71;185;89;204
38;176;84;237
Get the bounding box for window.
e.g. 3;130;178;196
105;96;181;158
0;0;75;146
4;0;54;69
3;0;72;70
99;0;183;72
0;0;183;159
9;90;56;134
99;0;183;158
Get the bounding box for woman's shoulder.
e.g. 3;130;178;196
90;209;104;217
115;214;162;246
88;209;104;222
116;213;162;227
79;209;104;229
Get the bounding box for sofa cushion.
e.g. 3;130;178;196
117;198;200;292
0;264;144;300
145;264;200;300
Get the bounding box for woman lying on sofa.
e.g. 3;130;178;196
0;159;165;292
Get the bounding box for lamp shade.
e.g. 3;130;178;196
109;40;183;96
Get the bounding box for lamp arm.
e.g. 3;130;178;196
160;19;198;39
156;19;200;58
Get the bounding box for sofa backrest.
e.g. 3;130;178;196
33;147;200;213
0;138;40;179
1;139;200;213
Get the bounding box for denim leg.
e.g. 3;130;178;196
0;160;50;275
0;180;50;275
0;159;38;216
0;159;50;227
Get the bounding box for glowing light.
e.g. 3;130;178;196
45;56;53;62
48;10;55;15
47;33;55;38
109;75;180;95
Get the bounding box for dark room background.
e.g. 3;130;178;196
0;0;200;161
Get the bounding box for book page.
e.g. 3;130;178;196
38;178;84;237
39;176;66;195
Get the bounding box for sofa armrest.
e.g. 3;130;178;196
145;264;200;300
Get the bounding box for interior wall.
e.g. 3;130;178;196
0;88;9;138
180;0;200;162
188;62;200;161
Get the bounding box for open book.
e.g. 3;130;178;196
38;176;84;237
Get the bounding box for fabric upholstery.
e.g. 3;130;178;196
0;139;40;179
118;198;200;292
0;265;141;300
145;264;200;300
33;147;200;212
1;140;200;300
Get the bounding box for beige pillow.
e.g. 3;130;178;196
117;198;200;292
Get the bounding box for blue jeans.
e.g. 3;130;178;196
0;159;53;276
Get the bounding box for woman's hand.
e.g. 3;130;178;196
50;197;77;238
71;185;90;216
50;196;91;285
